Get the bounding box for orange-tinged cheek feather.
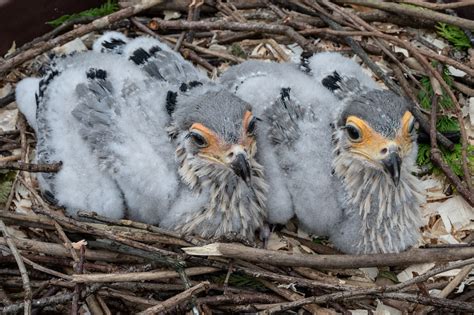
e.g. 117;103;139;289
346;115;412;161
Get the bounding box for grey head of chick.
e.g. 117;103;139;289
166;85;268;240
323;71;425;254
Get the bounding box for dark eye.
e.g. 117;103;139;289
408;117;415;134
188;132;208;148
345;124;362;142
247;117;258;135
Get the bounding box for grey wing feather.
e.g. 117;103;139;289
72;73;121;172
123;37;207;84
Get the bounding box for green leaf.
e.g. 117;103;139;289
436;23;472;49
0;171;16;204
229;43;247;58
378;270;400;283
47;0;119;28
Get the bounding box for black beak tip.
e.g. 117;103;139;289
231;153;251;183
383;152;402;186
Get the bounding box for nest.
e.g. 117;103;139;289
0;0;473;314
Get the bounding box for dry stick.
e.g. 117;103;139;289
35;208;182;262
0;220;32;315
371;292;474;312
0;91;15;108
137;281;210;315
95;295;111;315
76;210;200;246
259;289;474;314
72;267;219;283
0;237;142;263
164;36;245;62
0;244;72;280
398;0;474;10
0;0;166;76
0;161;62;173
259;279;323;314
71;245;85;315
0;284;102;314
183;243;474;269
1;211;191;248
7;16;96;60
99;288;159;307
335;0;474;29
419;264;474;315
151;18;312;51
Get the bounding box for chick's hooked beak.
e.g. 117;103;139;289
226;145;251;184
381;145;402;186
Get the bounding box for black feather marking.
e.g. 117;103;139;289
299;50;313;74
149;45;162;55
86;68;107;80
166;91;178;115
42;190;58;205
322;71;342;92
280;87;291;102
188;81;203;89
179;83;188;92
102;38;126;51
37;68;60;110
129;48;152;65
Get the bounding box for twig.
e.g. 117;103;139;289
137;281;210;315
184;243;474;268
0;0;166;76
0;236;142;263
0;161;62;173
77;210;199;245
259;285;474;314
397;0;474;10
335;0;474;29
0;244;72;280
71;245;85;315
72;267;219;283
419;264;474;314
151;18;312;51
0;91;15;108
0;220;32;315
0;284;102;314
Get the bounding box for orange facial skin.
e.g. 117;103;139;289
189;110;257;165
345;111;414;162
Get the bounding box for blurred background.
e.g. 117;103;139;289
0;0;103;55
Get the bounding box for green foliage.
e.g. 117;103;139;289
417;143;474;177
418;67;453;110
378;270;400;284
436;22;472;49
416;65;473;178
0;171;16;204
212;273;266;290
436;116;459;133
229;43;247;58
47;0;119;28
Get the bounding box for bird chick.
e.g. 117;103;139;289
16;37;267;241
221;53;425;253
